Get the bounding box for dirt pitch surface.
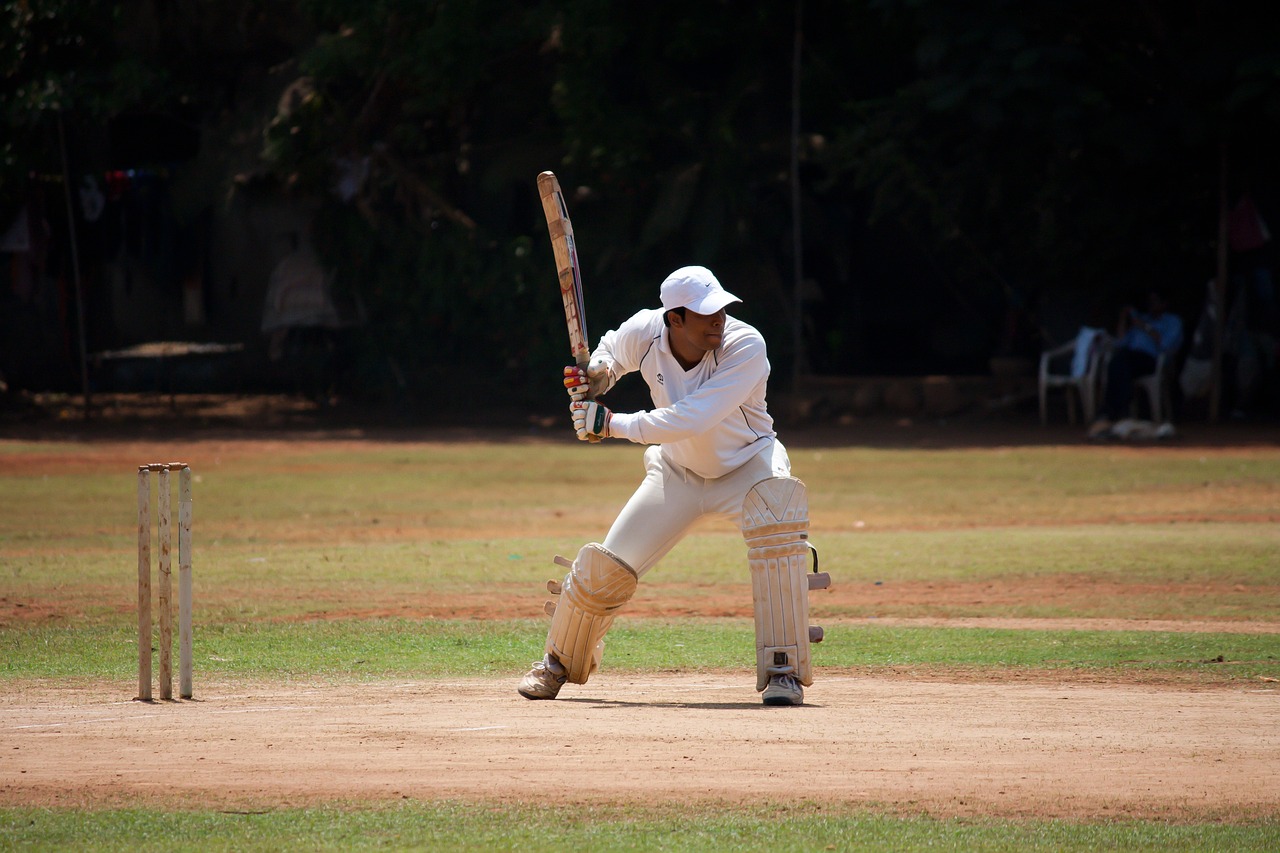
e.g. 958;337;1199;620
0;673;1276;819
3;398;1279;820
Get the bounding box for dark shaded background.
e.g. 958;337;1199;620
2;1;1278;420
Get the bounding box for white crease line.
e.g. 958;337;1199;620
11;714;163;730
445;725;509;732
209;706;321;715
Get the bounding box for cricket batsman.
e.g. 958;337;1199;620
518;265;827;706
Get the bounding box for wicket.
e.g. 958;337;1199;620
137;463;193;701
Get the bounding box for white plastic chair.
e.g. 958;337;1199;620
1098;350;1175;423
1039;332;1108;425
1133;352;1174;423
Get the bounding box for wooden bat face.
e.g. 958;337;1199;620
537;171;590;369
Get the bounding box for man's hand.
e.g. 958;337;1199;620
563;366;590;401
570;399;611;441
562;359;613;402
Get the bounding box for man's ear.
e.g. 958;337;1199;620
666;309;685;328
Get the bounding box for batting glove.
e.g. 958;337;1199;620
563;359;614;402
569;399;611;441
563;365;590;401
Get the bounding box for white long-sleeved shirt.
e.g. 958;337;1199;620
595;308;775;479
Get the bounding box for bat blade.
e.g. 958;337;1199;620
538;170;602;442
537;171;590;371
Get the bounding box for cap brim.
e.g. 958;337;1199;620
686;290;741;315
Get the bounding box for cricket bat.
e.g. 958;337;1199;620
538;170;603;441
537;171;590;374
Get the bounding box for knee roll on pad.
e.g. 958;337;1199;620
544;543;637;684
742;476;827;691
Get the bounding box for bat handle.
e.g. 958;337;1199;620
577;357;604;444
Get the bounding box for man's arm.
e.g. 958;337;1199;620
564;311;656;442
585;310;658;392
608;334;768;444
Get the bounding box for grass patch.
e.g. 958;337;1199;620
4;619;1277;683
3;436;1278;845
796;444;1280;529
2;802;1278;851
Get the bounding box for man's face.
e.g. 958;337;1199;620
670;307;727;354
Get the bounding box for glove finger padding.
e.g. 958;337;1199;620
563;366;590;401
570;400;611;441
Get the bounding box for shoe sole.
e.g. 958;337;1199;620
762;694;803;706
517;679;563;700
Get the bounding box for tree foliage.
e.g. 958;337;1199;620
1;1;303;215
827;1;1280;343
271;0;1280;387
2;1;116;210
4;1;1279;396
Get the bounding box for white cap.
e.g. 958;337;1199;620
659;266;741;315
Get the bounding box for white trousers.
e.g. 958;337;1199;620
602;440;791;579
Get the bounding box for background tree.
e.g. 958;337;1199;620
825;0;1280;369
267;1;823;401
4;1;1278;413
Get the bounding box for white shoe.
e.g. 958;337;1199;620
517;655;566;700
762;673;804;706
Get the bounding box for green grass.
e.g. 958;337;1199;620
5;619;1277;683
2;802;1278;851
4;524;1278;624
2;434;1278;846
798;444;1280;528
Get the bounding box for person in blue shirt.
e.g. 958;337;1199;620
1089;289;1184;438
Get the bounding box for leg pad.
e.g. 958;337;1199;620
545;543;637;684
743;477;828;691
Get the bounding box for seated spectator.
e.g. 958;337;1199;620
1088;289;1184;439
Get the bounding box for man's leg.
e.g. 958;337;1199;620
602;446;705;577
1101;348;1157;421
705;441;829;705
519;447;702;699
741;474;826;707
609;441;788;574
518;542;637;699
